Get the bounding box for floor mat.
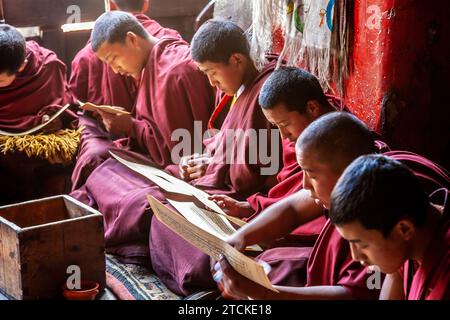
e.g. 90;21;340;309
106;254;181;300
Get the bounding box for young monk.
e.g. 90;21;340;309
329;155;449;300
73;19;279;266
150;67;344;296
70;12;216;261
69;0;180;108
215;112;448;300
0;24;76;204
70;0;182;190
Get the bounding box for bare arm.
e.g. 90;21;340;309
228;189;324;249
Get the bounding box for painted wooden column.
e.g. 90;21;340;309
345;0;450;167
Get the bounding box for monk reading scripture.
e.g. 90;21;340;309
215;112;448;300
150;67;342;295
329;155;449;300
0;24;76;204
70;12;216;261
70;0;182;190
73;20;280;267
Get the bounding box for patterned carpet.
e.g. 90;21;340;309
105;254;181;300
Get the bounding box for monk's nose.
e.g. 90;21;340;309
279;128;292;141
302;174;312;191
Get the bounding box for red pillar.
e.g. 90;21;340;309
346;0;450;167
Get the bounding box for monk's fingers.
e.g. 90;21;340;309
188;170;206;180
219;257;257;300
188;156;211;167
186;163;207;175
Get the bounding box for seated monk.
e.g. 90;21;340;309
215;112;448;300
329;155;449;300
70;0;182;190
72;20;280;269
0;24;77;205
70;12;216;260
150;67;347;296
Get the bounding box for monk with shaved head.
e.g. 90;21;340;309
215;112;448;300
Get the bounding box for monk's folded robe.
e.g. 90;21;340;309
70;14;183;190
0;41;77;205
392;158;448;300
71;56;280;266
399;188;449;300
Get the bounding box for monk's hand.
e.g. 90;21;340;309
208;195;254;218
98;110;134;137
179;153;211;181
41;114;63;134
226;232;247;252
214;255;269;300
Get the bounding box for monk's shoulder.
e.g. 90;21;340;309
27;41;66;73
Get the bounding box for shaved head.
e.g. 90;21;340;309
296;112;376;173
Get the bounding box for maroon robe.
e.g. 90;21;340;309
70;37;216;260
70;14;182;190
150;57;281;295
0;41;76;205
401;190;449;300
304;151;449;299
69;13;181;108
245;94;347;243
391;158;449;300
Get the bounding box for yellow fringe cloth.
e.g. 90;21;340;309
0;127;84;165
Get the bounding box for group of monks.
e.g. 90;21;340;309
0;0;448;300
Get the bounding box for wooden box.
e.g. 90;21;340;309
0;195;105;300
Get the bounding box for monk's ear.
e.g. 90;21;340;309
392;219;415;241
126;32;139;47
18;59;28;73
229;53;245;68
305;100;321;118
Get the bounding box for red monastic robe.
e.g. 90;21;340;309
69;13;181;108
70;14;182;190
150;57;282;295
70;37;216;260
305;151;449;299
393;157;449;300
0;41;76;205
402;193;449;300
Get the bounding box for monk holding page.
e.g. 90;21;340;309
72;20;279;269
215;112;448;300
69;0;181;109
329;155;449;300
70;12;214;261
0;24;77;205
149;67;352;295
70;0;182;190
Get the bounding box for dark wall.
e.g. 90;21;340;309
3;0;210;74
